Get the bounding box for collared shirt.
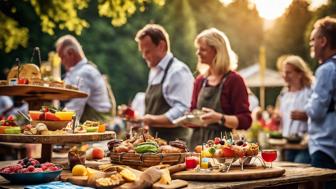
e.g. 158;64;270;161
305;55;336;162
64;58;111;119
148;52;194;121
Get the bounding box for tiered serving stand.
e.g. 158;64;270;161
0;84;115;162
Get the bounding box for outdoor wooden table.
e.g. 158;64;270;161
0;161;335;189
269;138;308;161
0;131;115;163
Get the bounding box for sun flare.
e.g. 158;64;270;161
221;0;328;20
252;0;292;20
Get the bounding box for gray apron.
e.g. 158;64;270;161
80;62;113;123
80;104;112;123
190;72;231;149
145;57;191;143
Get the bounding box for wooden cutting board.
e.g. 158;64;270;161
153;179;188;189
172;166;285;181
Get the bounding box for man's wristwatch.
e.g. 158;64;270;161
219;114;226;125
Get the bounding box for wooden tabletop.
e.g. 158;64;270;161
0;161;335;189
0;85;87;101
185;162;336;189
0;131;116;144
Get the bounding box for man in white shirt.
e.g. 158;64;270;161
135;24;194;142
55;35;112;123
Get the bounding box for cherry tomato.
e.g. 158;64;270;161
214;137;221;144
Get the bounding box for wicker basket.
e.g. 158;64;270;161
110;152;186;167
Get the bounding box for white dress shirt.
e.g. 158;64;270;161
64;58;111;119
148;52;194;121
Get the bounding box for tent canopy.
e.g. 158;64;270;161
238;64;285;87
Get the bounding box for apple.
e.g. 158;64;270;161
92;147;104;159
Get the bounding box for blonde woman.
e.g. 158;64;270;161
188;28;252;149
277;55;313;163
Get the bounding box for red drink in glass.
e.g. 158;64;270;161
261;150;277;162
185;156;198;170
261;150;277;168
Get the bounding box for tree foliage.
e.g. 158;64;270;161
265;0;312;69
190;0;263;69
0;0;165;53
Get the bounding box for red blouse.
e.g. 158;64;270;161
190;71;252;130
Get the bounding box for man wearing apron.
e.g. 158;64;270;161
56;35;113;123
135;24;194;143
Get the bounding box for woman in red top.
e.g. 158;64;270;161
188;28;252;149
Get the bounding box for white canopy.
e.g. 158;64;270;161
238;64;285;87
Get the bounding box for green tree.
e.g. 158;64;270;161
190;0;263;69
265;0;312;69
224;0;263;69
304;0;336;69
160;0;197;70
0;0;165;53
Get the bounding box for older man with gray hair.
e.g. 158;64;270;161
56;35;113;123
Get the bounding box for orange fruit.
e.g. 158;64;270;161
98;124;106;133
72;165;87;176
194;145;202;153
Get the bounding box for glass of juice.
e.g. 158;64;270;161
261;149;277;168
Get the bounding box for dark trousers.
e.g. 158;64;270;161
311;151;336;189
284;149;311;164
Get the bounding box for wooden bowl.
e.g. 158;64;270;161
31;120;70;131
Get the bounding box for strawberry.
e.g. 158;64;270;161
45;112;60;121
7;115;14;121
221;146;235;157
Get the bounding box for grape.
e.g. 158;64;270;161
235;140;244;146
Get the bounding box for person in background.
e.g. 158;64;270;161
304;17;336;176
135;24;194;143
131;92;146;117
277;55;313;163
247;88;259;112
188;28;252;149
55;35;113;123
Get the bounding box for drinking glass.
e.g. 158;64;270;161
68;150;86;170
185;153;199;170
261;149;277;168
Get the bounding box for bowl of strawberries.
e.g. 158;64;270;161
0;157;62;184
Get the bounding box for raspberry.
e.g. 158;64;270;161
20;168;29;173
33;168;43;173
41;165;47;171
2;168;11;174
27;165;35;172
47;166;59;172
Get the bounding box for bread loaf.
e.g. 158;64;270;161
7;64;41;82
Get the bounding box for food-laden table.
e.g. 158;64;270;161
0;161;335;189
0;131;115;162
